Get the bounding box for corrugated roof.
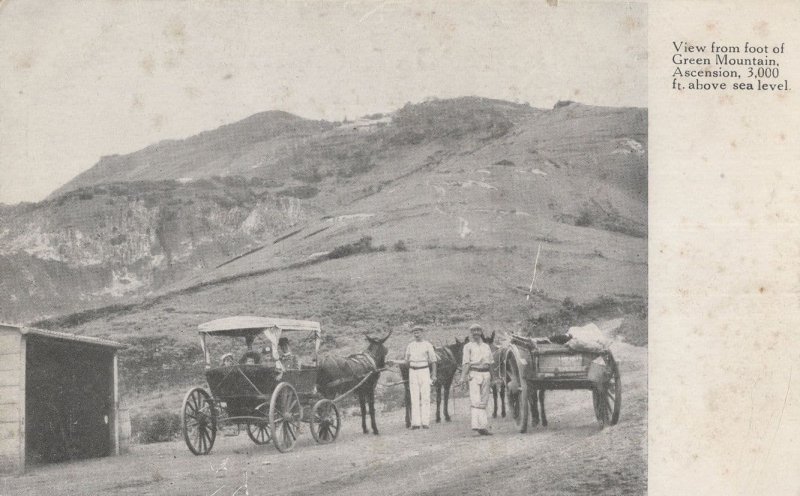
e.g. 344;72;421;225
0;323;125;349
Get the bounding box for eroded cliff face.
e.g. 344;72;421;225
1;98;647;326
0;179;310;322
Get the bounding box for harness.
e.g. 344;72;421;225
353;352;378;373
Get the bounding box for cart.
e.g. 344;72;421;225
181;317;341;455
505;334;621;433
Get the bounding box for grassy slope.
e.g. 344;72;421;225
37;100;647;421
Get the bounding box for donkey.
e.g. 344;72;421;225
399;337;467;427
484;332;509;419
317;330;392;435
529;389;548;427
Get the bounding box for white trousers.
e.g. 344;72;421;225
409;367;431;427
469;371;491;430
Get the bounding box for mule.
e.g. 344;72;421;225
529;389;548;427
317;330;392;435
484;331;510;419
399;337;467;427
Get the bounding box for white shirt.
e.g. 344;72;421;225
405;341;438;366
462;342;494;367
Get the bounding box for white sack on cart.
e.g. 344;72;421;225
566;322;611;352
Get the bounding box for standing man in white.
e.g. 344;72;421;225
460;324;494;435
404;326;438;429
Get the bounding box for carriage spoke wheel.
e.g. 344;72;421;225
247;422;272;445
247;403;272;445
182;387;217;455
594;353;622;427
310;399;340;444
269;383;302;453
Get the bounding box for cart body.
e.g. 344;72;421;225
505;334;622;432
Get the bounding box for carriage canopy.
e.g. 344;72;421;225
198;316;321;364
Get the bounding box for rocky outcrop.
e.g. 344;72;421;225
0;179;309;322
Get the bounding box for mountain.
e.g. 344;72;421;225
0;97;647;363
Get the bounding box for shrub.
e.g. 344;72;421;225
276;185;319;199
393;240;408;252
575;209;593;227
379;381;407;412
291;166;324;183
131;409;181;444
523;295;646;337
554;100;576;109
327;236;384;259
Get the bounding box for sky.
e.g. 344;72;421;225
0;0;647;204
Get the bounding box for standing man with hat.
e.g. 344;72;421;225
404;326;438;429
460;324;494;435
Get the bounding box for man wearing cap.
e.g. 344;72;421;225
460;324;494;435
404;326;438;429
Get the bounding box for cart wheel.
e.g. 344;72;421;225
182;387;217;455
247;422;272;445
246;402;272;445
310;399;340;444
269;382;302;453
506;355;529;433
595;353;622;427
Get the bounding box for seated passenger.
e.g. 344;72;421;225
220;353;235;367
278;337;300;369
240;349;261;365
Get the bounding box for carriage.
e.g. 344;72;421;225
501;334;621;432
181;317;341;455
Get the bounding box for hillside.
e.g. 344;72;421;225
1;98;646;324
0;97;647;412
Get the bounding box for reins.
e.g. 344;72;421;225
332;366;388;403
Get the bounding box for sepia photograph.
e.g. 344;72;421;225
0;1;647;494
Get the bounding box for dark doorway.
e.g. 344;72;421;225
25;337;113;465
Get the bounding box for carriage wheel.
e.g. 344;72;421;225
247;422;272;445
246;402;272;445
310;399;340;444
269;383;303;453
505;356;529;433
595;353;622;427
182;387;217;455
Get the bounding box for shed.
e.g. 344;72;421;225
0;324;124;474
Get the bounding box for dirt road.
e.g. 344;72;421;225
2;344;646;496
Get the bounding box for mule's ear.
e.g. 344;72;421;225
379;329;393;344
